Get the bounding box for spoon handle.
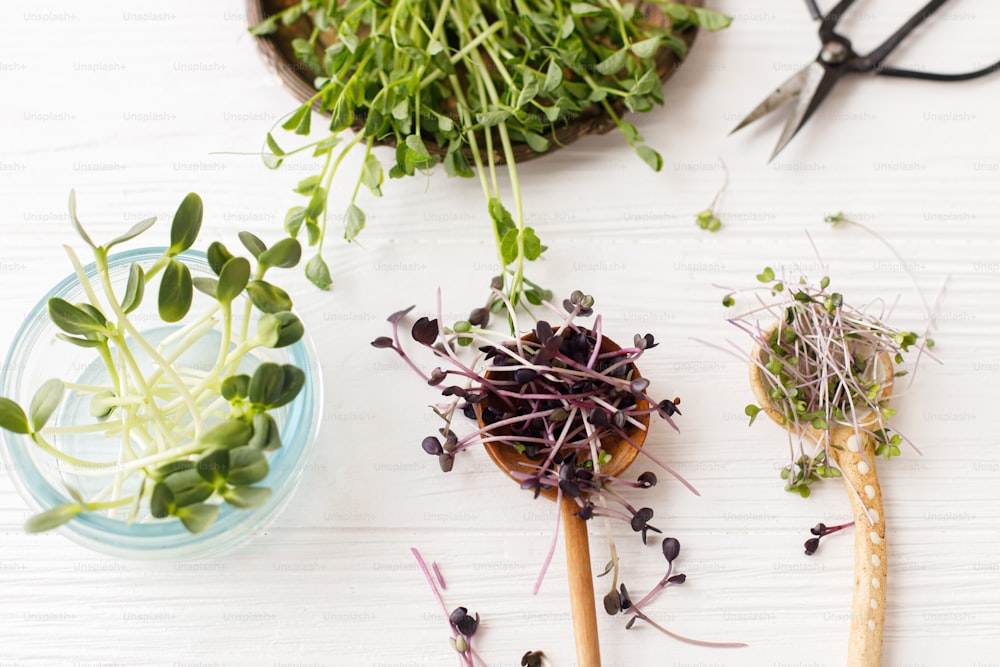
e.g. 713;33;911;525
831;429;887;667
561;496;601;667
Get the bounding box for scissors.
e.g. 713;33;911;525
732;0;1000;161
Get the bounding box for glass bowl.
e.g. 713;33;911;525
0;248;322;559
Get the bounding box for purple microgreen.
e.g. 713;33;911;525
804;520;854;555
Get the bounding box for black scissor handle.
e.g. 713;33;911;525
876;60;1000;82
852;0;948;72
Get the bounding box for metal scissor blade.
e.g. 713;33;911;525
769;61;837;162
729;66;812;135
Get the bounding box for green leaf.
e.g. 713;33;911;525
285;207;307;238
193;276;219;298
263;133;285;169
522;131;550;153
305;187;327;226
268;365;305;409
228;445;270;484
305;254;332;290
169;193;203;255
25;503;82;533
543;60;563;93
249;15;279;36
570;3;601;15
67;190;96;248
164;468;215;507
48;298;107;336
273;312;304;348
248;413;282;451
29;379;63;432
207;242;234;276
522;228;544;261
56;333;103;349
120;262;145;314
488;198;515;237
158;259;193;322
220;374;250;401
692;8;733;31
745;404;761;426
344;204;366;242
0;398;30;434
560;14;574;38
200;419;252;449
499;229;518;266
282;104;312;136
249;363;285;406
197;449;230;487
175;503;219;534
631;36;661;59
259;238;302;269
216;256;251;304
246;280;293;314
150;482;175;518
635;145;662;172
596;48;628;75
516;77;539;109
362;154;384;196
404;134;431;162
238;231;267;258
476;109;512;128
444;148;473;178
105;217;157;252
756;266;776;283
222;485;272;509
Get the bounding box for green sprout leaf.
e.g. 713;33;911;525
216;257;251;304
47;298;107;336
631;36;661;59
756;266;775;283
596;48;627;75
282;104;312;136
207;241;234;276
164;468;215;508
29;379;64;432
193;276;219;298
246;280;293;314
158;259;193;322
222;485;272;509
175;502;220;534
272;312;304;348
0;398;31;434
238;231;267;259
220;374;250;401
248;413;282;451
106;216;156;251
248;363;304;409
25;503;82;533
691;8;733;31
67;190;96;248
121;262;146;314
169;193;203;255
197;449;230;487
150;482;175;518
200;419;253;449
228;445;270;485
362;154;384;197
344;204;366;242
745;404;761;426
635;145;663;172
305;254;332;290
259;238;302;269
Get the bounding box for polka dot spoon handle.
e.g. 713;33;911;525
829;427;886;667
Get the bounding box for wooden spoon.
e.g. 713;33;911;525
478;333;650;667
749;322;892;667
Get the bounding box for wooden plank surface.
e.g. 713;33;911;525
1;0;998;665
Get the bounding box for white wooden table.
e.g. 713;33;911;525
1;1;999;665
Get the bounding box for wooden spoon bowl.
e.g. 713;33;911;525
749;320;893;667
476;330;650;667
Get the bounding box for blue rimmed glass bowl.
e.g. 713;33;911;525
0;248;322;559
